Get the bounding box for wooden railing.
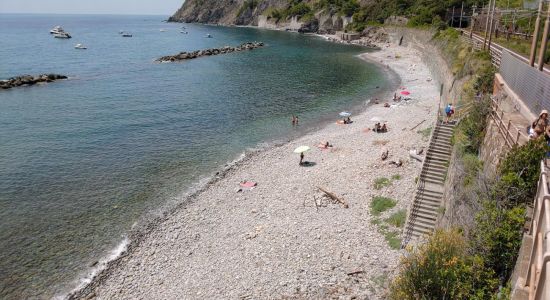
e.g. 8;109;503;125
489;96;528;148
524;160;550;300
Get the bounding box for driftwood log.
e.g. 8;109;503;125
409;149;423;162
410;119;426;131
317;187;349;208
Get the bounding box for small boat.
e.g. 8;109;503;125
159;29;166;32
50;25;64;34
180;31;188;34
205;34;212;38
54;32;71;39
74;43;87;49
122;32;132;37
119;30;124;34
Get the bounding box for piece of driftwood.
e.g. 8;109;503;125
317;187;349;208
409;149;423;162
347;270;365;276
410;119;426;131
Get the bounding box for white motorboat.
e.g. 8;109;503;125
54;32;71;39
122;32;132;37
159;29;166;32
50;25;64;34
74;43;87;49
206;34;212;38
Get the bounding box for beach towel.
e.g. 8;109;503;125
240;181;257;188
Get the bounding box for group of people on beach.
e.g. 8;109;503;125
374;123;388;133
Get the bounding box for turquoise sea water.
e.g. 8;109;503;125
0;14;391;298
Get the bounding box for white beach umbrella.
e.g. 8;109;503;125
293;146;311;154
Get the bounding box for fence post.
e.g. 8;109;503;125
516;130;521;144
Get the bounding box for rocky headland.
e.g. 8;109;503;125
1;74;68;90
156;42;264;62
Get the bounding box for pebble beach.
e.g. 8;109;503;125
72;40;440;299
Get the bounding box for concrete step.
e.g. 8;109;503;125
418;199;442;208
406;219;435;232
425;156;450;164
413;196;442;207
424;166;448;175
421;174;445;183
431;140;451;148
412;206;438;219
434;130;453;138
425;160;449;168
417;190;443;199
428;147;452;156
410;227;434;237
418;189;443;197
421;177;446;186
426;152;451;161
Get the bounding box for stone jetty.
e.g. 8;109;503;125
156;42;264;62
0;74;68;90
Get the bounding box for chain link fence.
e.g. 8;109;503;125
499;50;550;115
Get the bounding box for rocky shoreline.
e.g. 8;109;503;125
156;42;264;62
0;74;68;90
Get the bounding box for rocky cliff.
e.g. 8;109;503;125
168;0;352;33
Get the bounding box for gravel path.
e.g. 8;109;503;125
73;41;439;300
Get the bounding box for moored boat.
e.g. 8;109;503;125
74;43;87;49
54;32;71;39
50;25;64;34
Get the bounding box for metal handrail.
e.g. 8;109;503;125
523;161;550;300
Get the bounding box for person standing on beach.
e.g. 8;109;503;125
299;152;304;165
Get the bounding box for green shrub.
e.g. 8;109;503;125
237;0;260;17
373;177;391;189
391;174;402;180
370;196;396;216
389;229;498;300
462;153;482;186
385;209;406;228
417;126;432;139
497;138;548;203
454;97;492;154
384;230;402;249
470;201;526;283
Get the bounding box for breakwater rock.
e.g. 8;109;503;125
156;42;264;62
1;74;68;90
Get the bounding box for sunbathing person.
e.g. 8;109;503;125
381;123;388;132
318;141;332;149
374;123;381;132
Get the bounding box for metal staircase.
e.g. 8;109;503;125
402;122;455;246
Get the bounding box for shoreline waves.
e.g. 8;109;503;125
68;37;439;299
